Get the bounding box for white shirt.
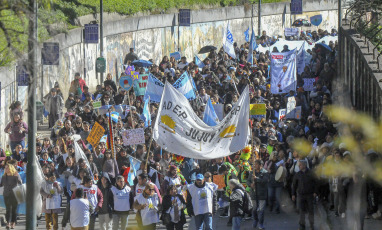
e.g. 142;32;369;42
134;193;160;226
187;183;217;216
111;185;131;211
70;198;90;227
167;196;183;223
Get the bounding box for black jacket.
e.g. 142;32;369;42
229;185;245;217
161;194;186;225
97;173;114;215
292;169;317;196
247;169;268;200
103;80;118;93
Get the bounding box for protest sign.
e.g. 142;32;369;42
303;78;315;91
270;49;297;94
286;97;296;119
250;103;266;119
92;101;101;109
153;82;249;160
119;75;133;91
121;128;145;146
87;122;106;147
279;109;286;120
213;175;225;189
295;106;302;120
133;74;149;96
284;28;299;37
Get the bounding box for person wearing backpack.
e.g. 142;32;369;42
228;179;253;230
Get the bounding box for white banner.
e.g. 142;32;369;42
270;49;297;94
153;83;249;159
284;28;299;37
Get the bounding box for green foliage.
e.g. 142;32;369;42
0;0;285;67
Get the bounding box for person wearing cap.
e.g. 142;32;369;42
267;135;278;155
292;160;317;230
186;174;218;230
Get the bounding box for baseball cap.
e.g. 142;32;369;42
196;174;204;180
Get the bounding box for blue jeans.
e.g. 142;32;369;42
268;186;282;211
232;216;243;230
194;213;213;230
252;200;266;226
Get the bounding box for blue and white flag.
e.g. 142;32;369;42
106;111;119;123
270;49;297;94
144;74;165;103
141;97;151;127
128;157;141;186
244;28;250;42
173;72;196;100
223;23;236;59
203;98;219;126
195;55;205;69
247;29;257;65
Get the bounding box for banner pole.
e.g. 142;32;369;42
144;135;154;171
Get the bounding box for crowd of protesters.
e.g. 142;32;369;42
0;27;381;230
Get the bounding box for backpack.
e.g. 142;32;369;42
238;189;253;214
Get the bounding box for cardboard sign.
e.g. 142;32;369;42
133;74;149;96
213;175;225;189
87;122;106;147
121;128;145;146
250;103;266;119
279;109;286;120
92;101;102;109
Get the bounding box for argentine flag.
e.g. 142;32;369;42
128;157;141;186
141;97;151;127
247;29;257;66
203;98;219;126
173;72;196;100
244;28;250;42
144;74;165;103
195;55;205;69
223;23;236;59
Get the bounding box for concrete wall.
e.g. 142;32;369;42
0;0;348;147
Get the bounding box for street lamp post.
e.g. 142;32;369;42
100;0;104;83
26;0;38;228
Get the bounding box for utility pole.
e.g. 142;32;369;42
26;0;38;228
258;0;261;36
338;0;342;79
100;0;104;83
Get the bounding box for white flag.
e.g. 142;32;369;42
223;23;236;59
153;82;249;159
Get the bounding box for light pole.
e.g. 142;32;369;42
26;0;38;228
100;0;104;83
258;0;261;36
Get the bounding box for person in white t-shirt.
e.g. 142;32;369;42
186;174;218;230
133;183;161;230
70;188;90;229
111;175;133;230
